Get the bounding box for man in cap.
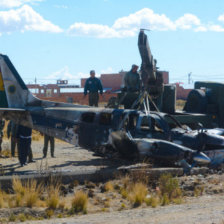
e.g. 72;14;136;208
84;70;103;107
124;64;141;92
122;64;141;109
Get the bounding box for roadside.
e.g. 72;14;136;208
25;194;224;224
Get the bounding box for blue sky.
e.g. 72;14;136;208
0;0;224;87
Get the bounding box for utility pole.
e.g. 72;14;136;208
188;72;192;84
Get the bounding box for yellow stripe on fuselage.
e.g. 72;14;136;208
0;72;5;91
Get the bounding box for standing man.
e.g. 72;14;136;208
0;119;5;156
7;120;18;157
123;64;141;109
43;134;55;158
16;125;32;167
84;70;103;107
124;64;141;92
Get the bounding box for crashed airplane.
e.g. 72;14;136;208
0;54;211;169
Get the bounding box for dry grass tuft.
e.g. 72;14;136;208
128;182;148;207
104;181;114;192
12;176;43;208
145;195;160;208
46;185;60;210
12;176;25;196
1;149;11;158
0;189;6;208
194;186;205;197
71;190;88;214
24;179;42;208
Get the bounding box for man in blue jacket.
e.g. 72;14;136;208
84;70;103;107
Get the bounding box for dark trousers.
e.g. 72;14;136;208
89;92;99;107
43;135;55;157
18;138;31;165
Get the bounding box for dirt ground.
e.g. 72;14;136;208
25;194;224;224
1;139;224;224
0;139;126;176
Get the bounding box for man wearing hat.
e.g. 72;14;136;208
123;64;141;109
124;64;141;92
84;70;103;107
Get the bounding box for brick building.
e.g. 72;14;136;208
27;71;191;105
81;70;169;90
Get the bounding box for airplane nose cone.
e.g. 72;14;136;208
193;152;211;164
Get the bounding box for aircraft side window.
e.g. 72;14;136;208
152;118;164;133
99;113;112;125
81;112;95;123
140;116;151;131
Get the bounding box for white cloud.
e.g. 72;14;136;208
68;23;120;38
207;24;224;32
218;14;224;22
46;67;89;85
0;5;63;34
0;0;43;8
113;8;176;31
194;26;207;32
175;14;201;30
68;8;224;38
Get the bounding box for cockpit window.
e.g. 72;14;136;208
151;118;164;133
81;112;95;123
140;116;151;131
140;116;164;133
122;113;138;130
99;113;112;125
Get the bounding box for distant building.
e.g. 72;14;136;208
81;70;169;90
27;72;191;105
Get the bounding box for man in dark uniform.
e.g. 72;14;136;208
123;64;141;109
124;64;141;92
84;70;103;107
7;121;18;157
16;125;32;167
7;121;34;162
0;119;5;156
43;134;55;158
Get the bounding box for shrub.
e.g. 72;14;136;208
18;213;26;222
159;173;182;201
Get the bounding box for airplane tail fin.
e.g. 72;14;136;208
0;54;39;108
